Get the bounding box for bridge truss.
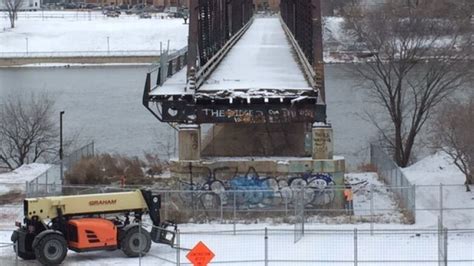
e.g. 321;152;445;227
143;0;327;125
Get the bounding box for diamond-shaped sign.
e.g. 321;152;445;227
186;241;215;266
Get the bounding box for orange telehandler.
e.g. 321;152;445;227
11;189;176;265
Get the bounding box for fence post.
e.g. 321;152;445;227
354;228;358;266
412;184;416;221
370;184;374;235
220;191;223;222
443;228;448;266
164;192;168;221
264;228;268;266
439;184;443;228
45;170;49;194
176;229;180;266
233;191;236;235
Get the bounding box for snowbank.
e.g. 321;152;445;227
0;163;52;194
403;152;474;229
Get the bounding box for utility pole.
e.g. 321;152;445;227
312;0;326;103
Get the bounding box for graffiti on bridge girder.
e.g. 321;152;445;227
197;106;317;124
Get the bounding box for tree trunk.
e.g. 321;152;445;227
394;119;405;167
9;14;15;28
466;175;472;192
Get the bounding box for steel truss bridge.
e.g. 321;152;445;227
143;0;326;125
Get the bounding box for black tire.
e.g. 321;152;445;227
121;226;151;258
34;233;68;265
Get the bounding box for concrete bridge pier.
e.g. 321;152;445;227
178;124;201;161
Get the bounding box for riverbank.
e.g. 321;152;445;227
0;55;160;67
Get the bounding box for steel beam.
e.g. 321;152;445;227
280;0;326;102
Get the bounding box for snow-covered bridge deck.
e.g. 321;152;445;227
150;17;311;97
199;17;311;92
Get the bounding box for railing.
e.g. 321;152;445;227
0;50;175;58
1;182;473;264
370;144;416;220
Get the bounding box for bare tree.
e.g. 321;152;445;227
5;0;23;28
433;100;474;192
0;93;58;170
344;0;472;167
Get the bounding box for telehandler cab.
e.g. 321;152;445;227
11;189;177;265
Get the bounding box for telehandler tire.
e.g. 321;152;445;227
121;226;151;257
34;233;68;265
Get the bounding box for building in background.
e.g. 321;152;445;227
0;0;41;10
254;0;280;11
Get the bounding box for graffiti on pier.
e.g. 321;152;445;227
177;166;337;210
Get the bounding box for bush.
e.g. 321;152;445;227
65;153;163;185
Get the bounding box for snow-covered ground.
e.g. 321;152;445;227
1;12;353;64
0;11;188;54
403;152;474;229
0;153;472;265
0;163;51;195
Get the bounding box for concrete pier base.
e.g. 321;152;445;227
178;124;201;161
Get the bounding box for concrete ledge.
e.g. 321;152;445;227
0;55;160;67
170;156;345;178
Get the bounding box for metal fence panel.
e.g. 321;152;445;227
370;144;416;220
294;188;305;243
25;142;95;197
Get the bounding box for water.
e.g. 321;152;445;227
0;64;393;169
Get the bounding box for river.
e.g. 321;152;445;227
2;64;463;169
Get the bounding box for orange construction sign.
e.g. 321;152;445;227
186;241;215;266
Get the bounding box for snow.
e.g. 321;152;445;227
149;67;191;96
0;163;52;195
0;163;51;184
199;17;312;92
0;153;473;264
403;152;474;229
0;11;188;54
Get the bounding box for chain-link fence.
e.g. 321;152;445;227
142;226;473;265
25;142;95;197
370;144;417;220
0;225;471;265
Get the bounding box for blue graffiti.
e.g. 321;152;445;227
229;173;274;206
178;166;337;210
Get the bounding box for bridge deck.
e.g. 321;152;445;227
199;17;311;92
150;17;312;97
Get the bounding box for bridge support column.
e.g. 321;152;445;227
178;124;201;161
312;123;334;160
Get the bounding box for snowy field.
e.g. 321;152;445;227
0;226;473;266
0;12;351;63
0;11;188;54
